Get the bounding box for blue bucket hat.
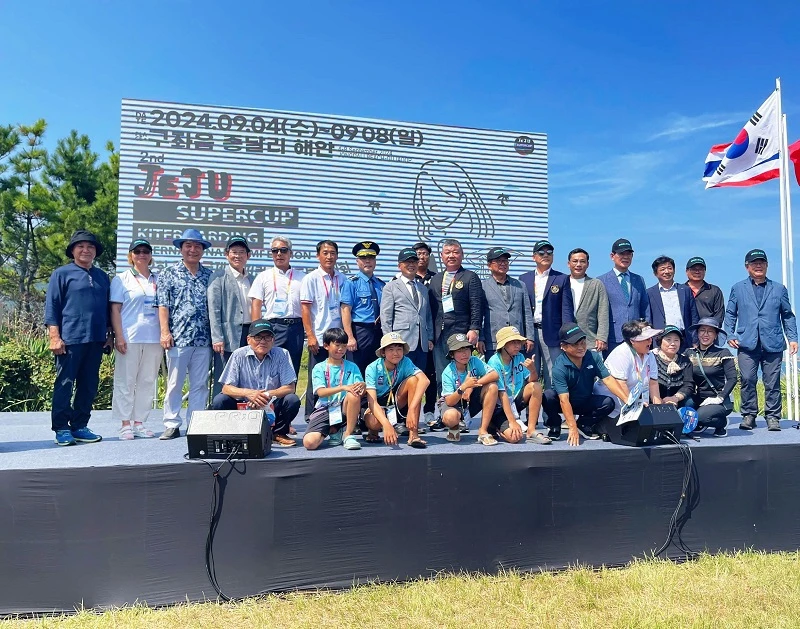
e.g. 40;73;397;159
173;228;212;250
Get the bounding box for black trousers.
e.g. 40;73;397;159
269;318;304;377
348;322;381;377
542;390;615;429
212;327;249;398
305;346;329;416
211;393;301;437
51;341;104;432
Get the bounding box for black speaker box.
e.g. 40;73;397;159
600;404;684;447
186;409;272;459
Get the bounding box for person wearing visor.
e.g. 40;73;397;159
597;239;651;354
652;325;694;407
598;320;662;417
362;332;430;448
211;319;300;448
542;323;629;445
110;239;162;440
685;318;737;437
487;326;550;444
724;248;797;431
438;333;500;445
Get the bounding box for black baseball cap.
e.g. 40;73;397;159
487;246;511;262
412;242;432;253
248;319;275;337
559;323;587;344
128;239;152;252
686;256;706;269
397;247;419;262
612;239;634;254
745;249;767;264
532;240;553;253
226;236;251;253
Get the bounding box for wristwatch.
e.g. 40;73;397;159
456;387;464;395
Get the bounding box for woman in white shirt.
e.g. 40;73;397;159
596;320;662;414
110;239;163;439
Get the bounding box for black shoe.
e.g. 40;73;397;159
713;427;728;437
427;418;445;431
459;420;469;433
766;418;781;431
547;426;561;440
159;427;181;440
395;423;410;436
739;415;756;430
576;424;600;440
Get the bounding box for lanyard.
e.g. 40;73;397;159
324;362;346;404
628;344;645;382
383;361;398;406
273;268;293;297
322;273;339;300
443;272;457;296
503;355;518;399
130;268;154;296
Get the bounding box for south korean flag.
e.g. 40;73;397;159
704;90;781;189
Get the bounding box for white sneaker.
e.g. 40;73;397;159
424;411;435;425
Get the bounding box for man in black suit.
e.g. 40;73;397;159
428;238;484;392
413;241;437;426
519;239;574;388
647;255;699;350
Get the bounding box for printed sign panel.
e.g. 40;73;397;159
118;99;548;276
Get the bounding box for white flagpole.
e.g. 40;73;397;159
780;112;798;421
776;79;793;422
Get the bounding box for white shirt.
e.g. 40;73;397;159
110;269;160;344
248;266;306;319
227;266;252;324
533;268;550;324
402;276;421;309
570;276;586;310
300;266;347;338
658;283;684;329
596;343;658;414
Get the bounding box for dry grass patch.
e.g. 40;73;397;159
7;551;800;629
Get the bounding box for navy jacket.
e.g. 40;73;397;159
724;277;798;353
45;262;110;345
597;269;651;347
428;267;484;343
518;269;574;347
646;282;699;347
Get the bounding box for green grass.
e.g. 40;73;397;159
6;551;800;628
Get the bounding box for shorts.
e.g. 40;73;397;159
511;389;526;414
487;404;514;435
437;389;483;420
306;406;338;437
362;390;409;423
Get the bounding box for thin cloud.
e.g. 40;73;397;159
648;113;746;142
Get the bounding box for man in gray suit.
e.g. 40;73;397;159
567;248;609;353
208;236;253;396
380;247;434;372
479;246;535;356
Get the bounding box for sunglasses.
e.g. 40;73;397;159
536;249;554;255
132;249;151;255
271;247;290;254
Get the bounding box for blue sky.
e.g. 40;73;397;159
2;0;799;297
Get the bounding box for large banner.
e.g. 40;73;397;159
118;99;548;276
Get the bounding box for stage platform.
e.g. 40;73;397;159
1;410;800;614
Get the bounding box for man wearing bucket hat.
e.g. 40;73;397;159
45;230;112;446
211;320;300;448
724;249;798;431
208;236;253;396
542;323;629;446
154;228;214;440
439;333;501;446
362;332;430;448
487;326;550;444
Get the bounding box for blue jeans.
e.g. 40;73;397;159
51;342;104;432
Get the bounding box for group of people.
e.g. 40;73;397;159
44;228;798;450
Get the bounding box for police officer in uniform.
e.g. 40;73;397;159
341;241;386;376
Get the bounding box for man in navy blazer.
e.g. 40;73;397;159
518;239;574;387
724;249;798;431
646;255;699;350
596;238;651;354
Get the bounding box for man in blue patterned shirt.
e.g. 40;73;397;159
155;229;214;439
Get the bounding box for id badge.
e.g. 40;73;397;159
385;405;397;426
328;405;343;426
142;296;156;317
442;294;455;313
273;298;287;316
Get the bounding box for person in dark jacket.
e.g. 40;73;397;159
647;255;699;350
45;230;112;446
685;318;737;437
684;257;725;325
652;326;694;405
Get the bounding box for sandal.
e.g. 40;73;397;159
343;435;362;450
119;425;134;441
132;423;155;438
364;431;381;443
477;433;498;446
408;437;427;449
446;428;461;442
527;432;552;445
